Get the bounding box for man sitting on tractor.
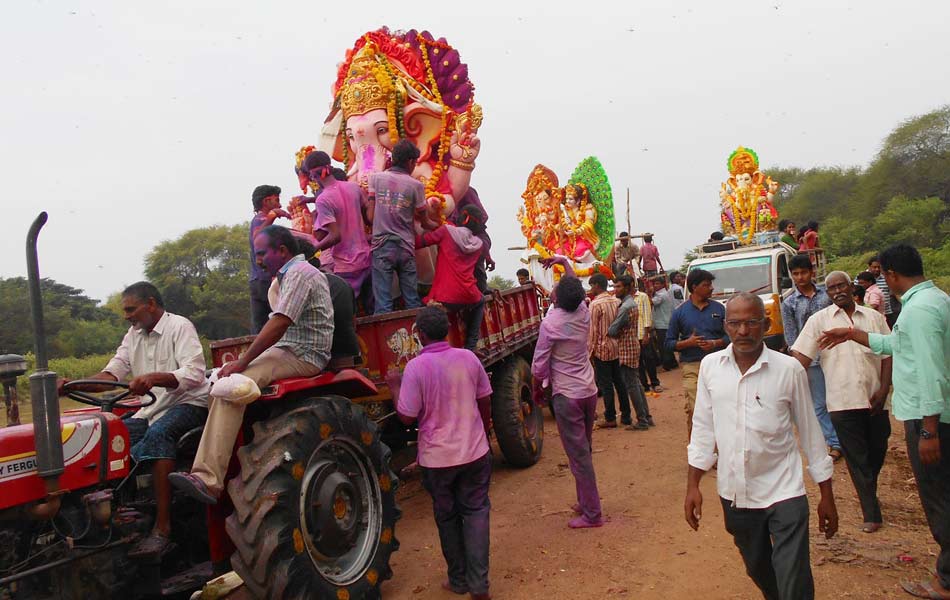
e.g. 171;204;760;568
170;224;334;503
57;281;210;557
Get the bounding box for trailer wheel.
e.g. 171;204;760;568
226;396;400;600
491;356;543;468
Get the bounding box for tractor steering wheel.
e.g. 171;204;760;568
63;379;157;413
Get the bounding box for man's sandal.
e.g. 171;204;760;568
900;579;950;599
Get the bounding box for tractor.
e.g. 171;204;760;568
0;212;544;599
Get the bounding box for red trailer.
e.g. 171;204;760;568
201;285;546;599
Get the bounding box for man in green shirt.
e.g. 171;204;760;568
820;244;950;599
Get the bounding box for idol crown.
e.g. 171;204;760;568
340;44;396;119
727;146;760;175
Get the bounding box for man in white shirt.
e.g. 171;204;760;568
684;292;838;600
791;271;892;534
58;281;209;557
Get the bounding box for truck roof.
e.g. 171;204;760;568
690;241;796;265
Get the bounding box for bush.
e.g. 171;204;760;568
13;352;113;406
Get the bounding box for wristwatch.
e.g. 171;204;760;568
920;427;936;440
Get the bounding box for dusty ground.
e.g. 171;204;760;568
381;367;939;600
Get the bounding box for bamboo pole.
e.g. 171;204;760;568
626;187;631;233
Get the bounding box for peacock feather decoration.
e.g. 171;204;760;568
569;156;615;260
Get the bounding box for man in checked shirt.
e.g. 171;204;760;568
685;292;838;600
171;225;334;503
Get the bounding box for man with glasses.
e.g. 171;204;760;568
685;292;838;600
791;271;892;534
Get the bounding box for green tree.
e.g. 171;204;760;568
144;224;250;339
772;105;950;292
487;275;515;290
0;277;122;357
771;167;862;225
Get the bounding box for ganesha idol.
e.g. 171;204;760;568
317;28;486;283
719;146;780;245
516;158;616;292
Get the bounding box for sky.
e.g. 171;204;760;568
4;0;950;302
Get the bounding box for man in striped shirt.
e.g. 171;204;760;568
608;274;653;430
868;256;898;328
171;225;334;503
588;273;631;428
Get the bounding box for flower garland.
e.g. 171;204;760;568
417;33;452;215
729;187;758;245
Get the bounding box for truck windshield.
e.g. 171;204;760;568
696;256;771;296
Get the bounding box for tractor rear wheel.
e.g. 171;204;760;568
490;356;543;468
226;396;400;599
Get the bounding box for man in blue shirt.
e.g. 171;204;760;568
781;254;842;460
248;185;290;333
665;269;729;439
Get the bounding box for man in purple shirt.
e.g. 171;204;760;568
532;256;604;529
303;151;373;312
387;307;493;600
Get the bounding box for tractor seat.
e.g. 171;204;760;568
260;368;378;400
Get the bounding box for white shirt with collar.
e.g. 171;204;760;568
791;304;890;412
687;345;834;509
104;311;210;424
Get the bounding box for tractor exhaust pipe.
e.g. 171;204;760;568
26;212;64;481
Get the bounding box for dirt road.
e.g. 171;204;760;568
381;367;938;599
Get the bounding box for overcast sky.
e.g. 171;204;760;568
5;1;949;302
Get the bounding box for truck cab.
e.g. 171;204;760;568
687;236;808;350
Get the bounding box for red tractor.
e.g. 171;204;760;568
0;213;544;599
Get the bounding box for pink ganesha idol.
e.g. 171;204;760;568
317;28;484;231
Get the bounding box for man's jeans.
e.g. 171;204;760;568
806;365;840;450
904;420;950;590
721;495;815;600
551;394;602;523
638;339;661;390
620;365;652;426
249;279;271;334
420;452;492;595
830;408;890;523
372;239;421;314
593;358;630;424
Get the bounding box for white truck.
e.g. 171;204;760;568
686;236;826;350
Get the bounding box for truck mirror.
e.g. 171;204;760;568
780;276;792;290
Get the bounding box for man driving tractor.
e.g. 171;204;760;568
57;281;210;557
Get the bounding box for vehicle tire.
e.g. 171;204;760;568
490;356;543;468
226;395;400;600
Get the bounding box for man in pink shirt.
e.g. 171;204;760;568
532;256;604;529
418;205;488;352
304;151;373;312
639;234;664;276
856;271;886;315
387;307;493;600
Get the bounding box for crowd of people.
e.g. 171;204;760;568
248;142;495;352
56;190;949;600
439;238;948;600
